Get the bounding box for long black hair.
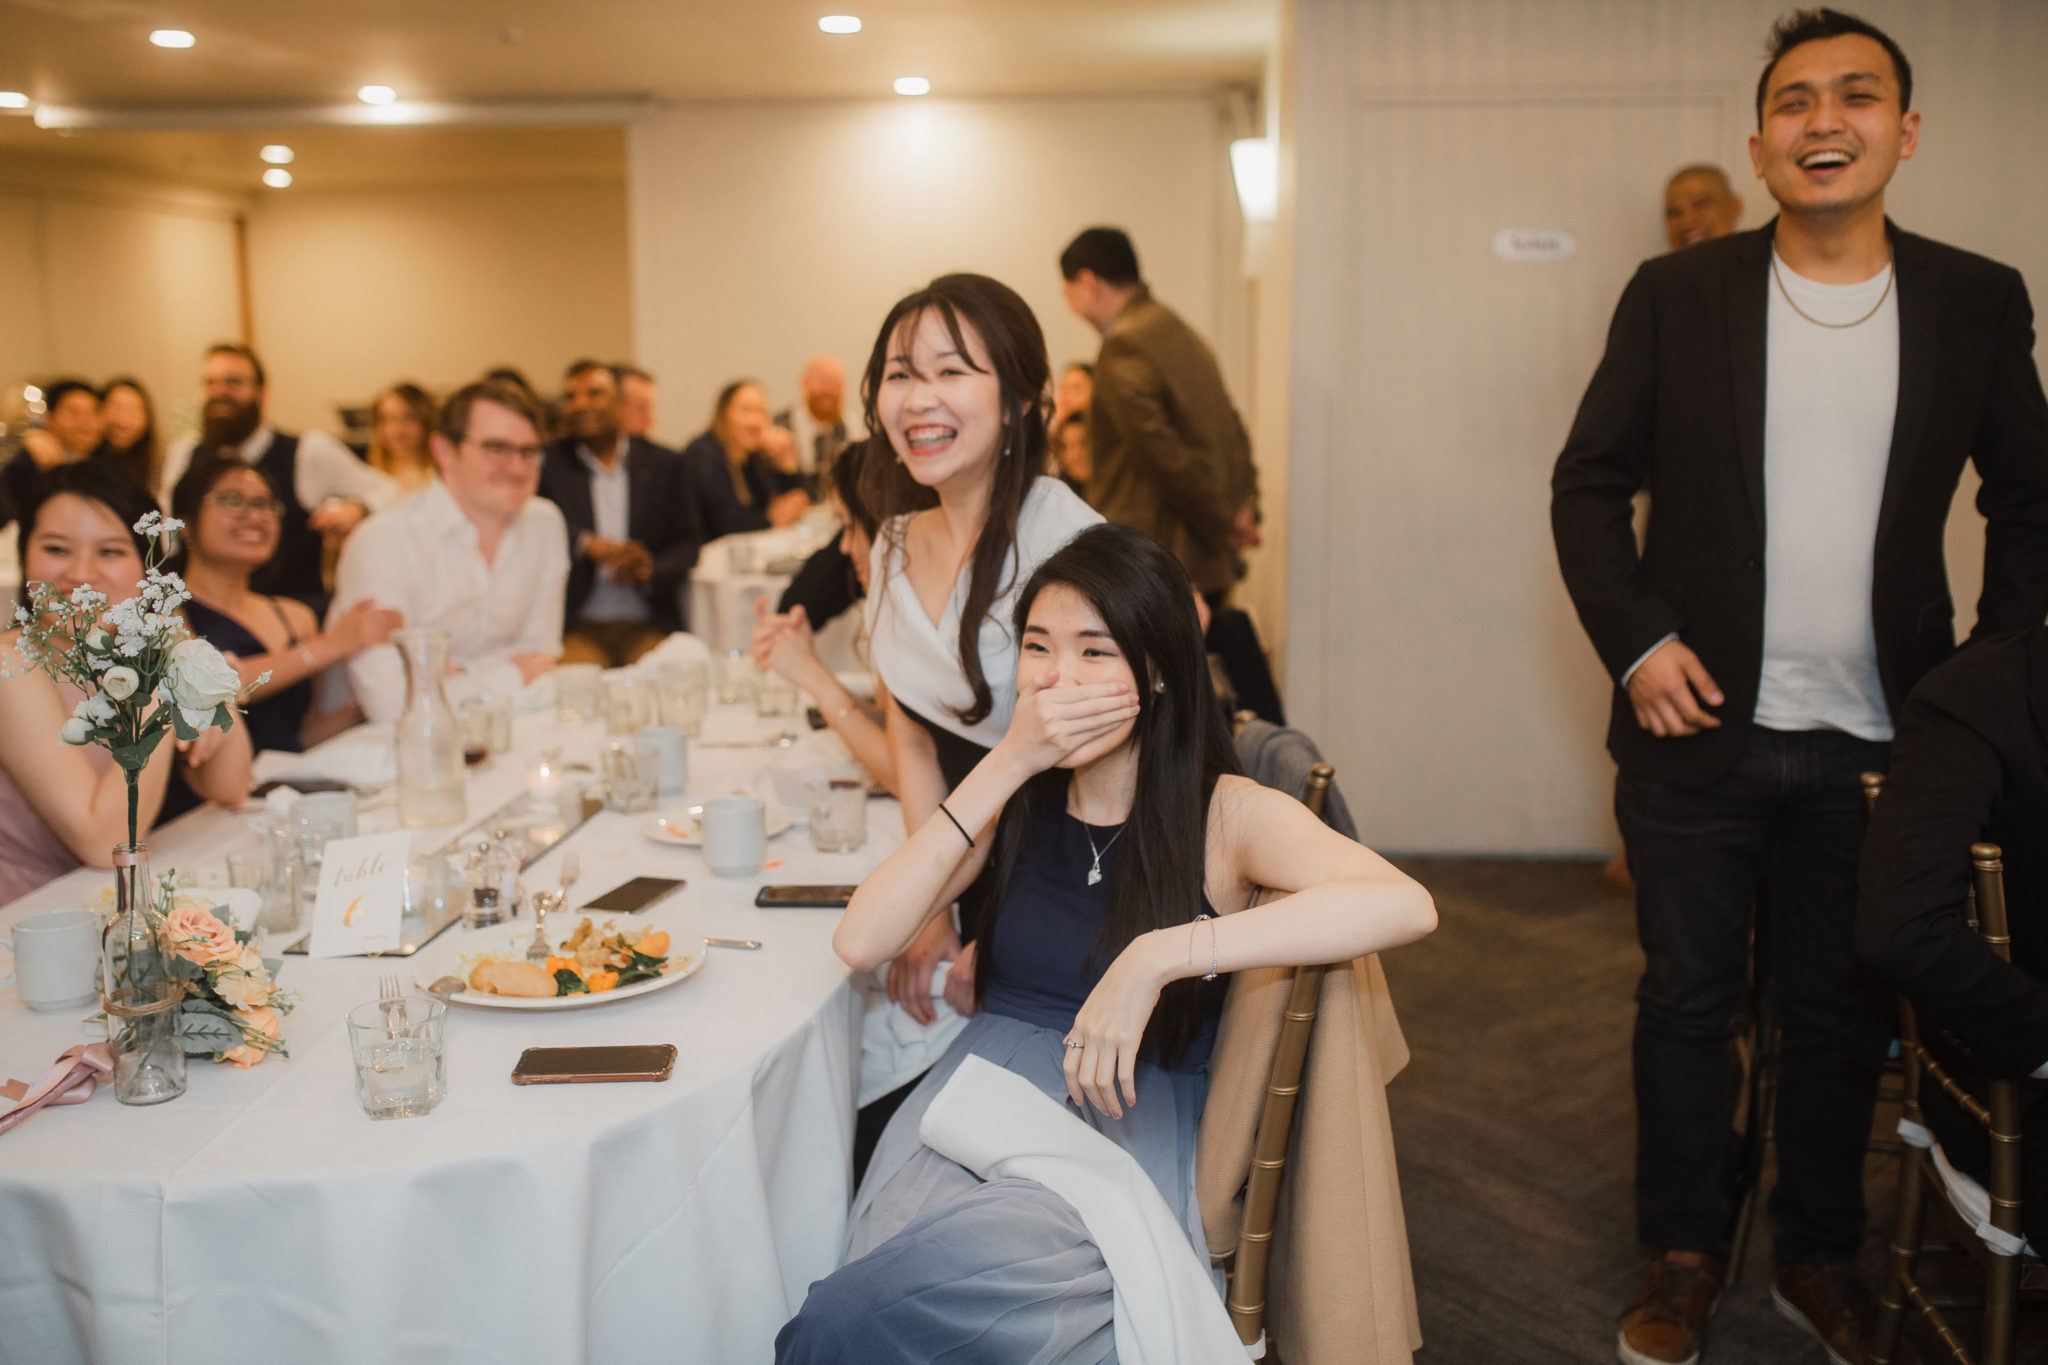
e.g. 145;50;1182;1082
16;459;159;575
858;273;1050;728
972;523;1241;1066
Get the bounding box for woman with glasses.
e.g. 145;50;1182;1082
171;454;403;752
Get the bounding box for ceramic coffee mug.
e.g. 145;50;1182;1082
0;908;102;1012
701;796;768;878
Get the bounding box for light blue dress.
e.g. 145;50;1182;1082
775;810;1223;1364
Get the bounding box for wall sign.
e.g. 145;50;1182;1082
1491;228;1577;261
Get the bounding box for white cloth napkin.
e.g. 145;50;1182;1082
918;1054;1255;1365
857;966;968;1106
640;632;712;672
252;736;397;791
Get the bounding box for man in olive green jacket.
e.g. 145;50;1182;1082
1060;227;1261;600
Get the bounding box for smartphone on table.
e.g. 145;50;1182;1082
581;876;687;914
754;885;857;909
511;1044;678;1084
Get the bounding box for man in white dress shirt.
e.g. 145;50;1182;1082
159;344;399;611
329;380;567;724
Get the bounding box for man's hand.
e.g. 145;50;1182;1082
762;426;800;474
585;537;652;583
766;489;811;527
20;429;67;469
1227;504;1262;551
1626;639;1724;738
308;500;368;539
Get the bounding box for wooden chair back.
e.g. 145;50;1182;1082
1873;841;2028;1365
1225;761;1337;1347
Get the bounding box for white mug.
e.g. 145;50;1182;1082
635;726;689;797
0;909;102;1012
701;796;767;878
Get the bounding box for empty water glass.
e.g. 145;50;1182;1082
555;663;603;724
601;739;659;813
756;671;800;719
602;670;656;736
346;996;446;1120
657;661;709;735
716;649;756;705
807;777;869;853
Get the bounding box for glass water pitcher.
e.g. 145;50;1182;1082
394;628;468;829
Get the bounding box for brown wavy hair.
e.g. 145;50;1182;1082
858;273;1050;728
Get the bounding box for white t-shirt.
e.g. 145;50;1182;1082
1753;250;1900;741
864;477;1103;750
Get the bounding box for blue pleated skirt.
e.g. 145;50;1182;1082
775;1011;1216;1365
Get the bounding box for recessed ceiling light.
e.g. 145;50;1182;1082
818;15;861;34
149;29;196;49
262;168;293;189
260;144;294;165
892;76;930;97
356;84;397;106
0;92;29;110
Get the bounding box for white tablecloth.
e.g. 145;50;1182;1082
689;513;863;675
0;703;901;1364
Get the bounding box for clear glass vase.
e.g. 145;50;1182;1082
394;628;469;829
102;843;188;1106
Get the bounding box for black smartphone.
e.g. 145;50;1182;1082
581;876;687;914
511;1044;677;1085
755;884;857;909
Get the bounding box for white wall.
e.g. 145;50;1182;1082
628;95;1244;450
1287;0;2048;855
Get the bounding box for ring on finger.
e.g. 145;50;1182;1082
1063;1037;1084;1050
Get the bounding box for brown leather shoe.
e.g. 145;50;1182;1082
1618;1250;1726;1365
1772;1262;1878;1365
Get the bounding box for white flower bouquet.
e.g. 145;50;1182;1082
8;511;265;847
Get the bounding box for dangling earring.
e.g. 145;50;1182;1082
1153;678;1167;694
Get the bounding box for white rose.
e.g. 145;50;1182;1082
84;628;112;654
76;694;115;726
102;666;140;701
59;717;92;746
166;638;243;731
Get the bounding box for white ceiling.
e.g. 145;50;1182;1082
0;0;1269;193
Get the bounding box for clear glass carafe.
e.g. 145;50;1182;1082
394;629;469;830
103;843;187;1105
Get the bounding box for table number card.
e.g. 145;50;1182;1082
306;832;411;959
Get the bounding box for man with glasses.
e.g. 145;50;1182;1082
329;380;567;724
539;359;703;667
159;343;400;612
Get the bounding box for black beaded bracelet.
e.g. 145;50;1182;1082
938;802;975;848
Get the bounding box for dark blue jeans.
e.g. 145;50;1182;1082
1615;726;1893;1265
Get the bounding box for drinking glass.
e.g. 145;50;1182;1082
346;996;447;1120
806;777;869;853
716;649;756;705
458;696;494;764
601;670;656;736
601;740;659;813
755;671;800;719
657;661;708;735
555;663;603;724
256;819;302;932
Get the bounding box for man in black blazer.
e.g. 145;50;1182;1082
1858;628;2048;1258
1551;12;2048;1365
539;359;705;666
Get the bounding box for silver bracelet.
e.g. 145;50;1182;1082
1190;913;1218;981
298;645;318;673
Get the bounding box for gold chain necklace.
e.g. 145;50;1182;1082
1772;254;1894;329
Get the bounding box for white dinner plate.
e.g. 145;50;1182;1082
412;906;704;1011
642;804;795;847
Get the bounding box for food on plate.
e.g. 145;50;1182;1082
464;918;673;998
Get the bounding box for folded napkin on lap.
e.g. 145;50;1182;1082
1;1044;113;1136
920;1055;1255;1365
859;966;968;1105
253;736;397;791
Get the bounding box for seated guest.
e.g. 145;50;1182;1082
3;377;108;515
367;382;438;494
96;376;161;497
1050;359;1093;430
1859;626;2048;1255
753;442;894;790
680;380;810;540
483;364;555;436
775;354;855;491
1052;410;1090;494
0;463;252;904
776;524;1436;1360
614;363;658;440
172;454;403;752
330;380;567;724
539;359;704;666
158;343;401;612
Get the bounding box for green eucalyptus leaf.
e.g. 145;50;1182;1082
174;1008;242;1056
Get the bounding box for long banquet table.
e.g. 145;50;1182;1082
0;695;899;1365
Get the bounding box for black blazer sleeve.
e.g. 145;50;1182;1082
1968;274;2048;640
637;446;703;621
777;540;860;627
1551;266;1686;681
1857;663;2048;1077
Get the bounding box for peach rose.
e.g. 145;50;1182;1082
213;946;274;1010
222;1005;281;1069
164;902;239;965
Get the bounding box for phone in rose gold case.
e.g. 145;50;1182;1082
510;1044;677;1084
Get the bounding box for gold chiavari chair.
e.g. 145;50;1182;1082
1871;841;2033;1365
1214;722;1338;1355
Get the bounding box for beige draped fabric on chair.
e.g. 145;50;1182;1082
1196;951;1423;1364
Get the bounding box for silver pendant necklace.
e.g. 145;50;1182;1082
1081;819;1125;886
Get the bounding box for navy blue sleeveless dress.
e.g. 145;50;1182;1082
776;804;1226;1364
183;598;311;754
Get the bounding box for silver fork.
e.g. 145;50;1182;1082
378;971;402;1033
